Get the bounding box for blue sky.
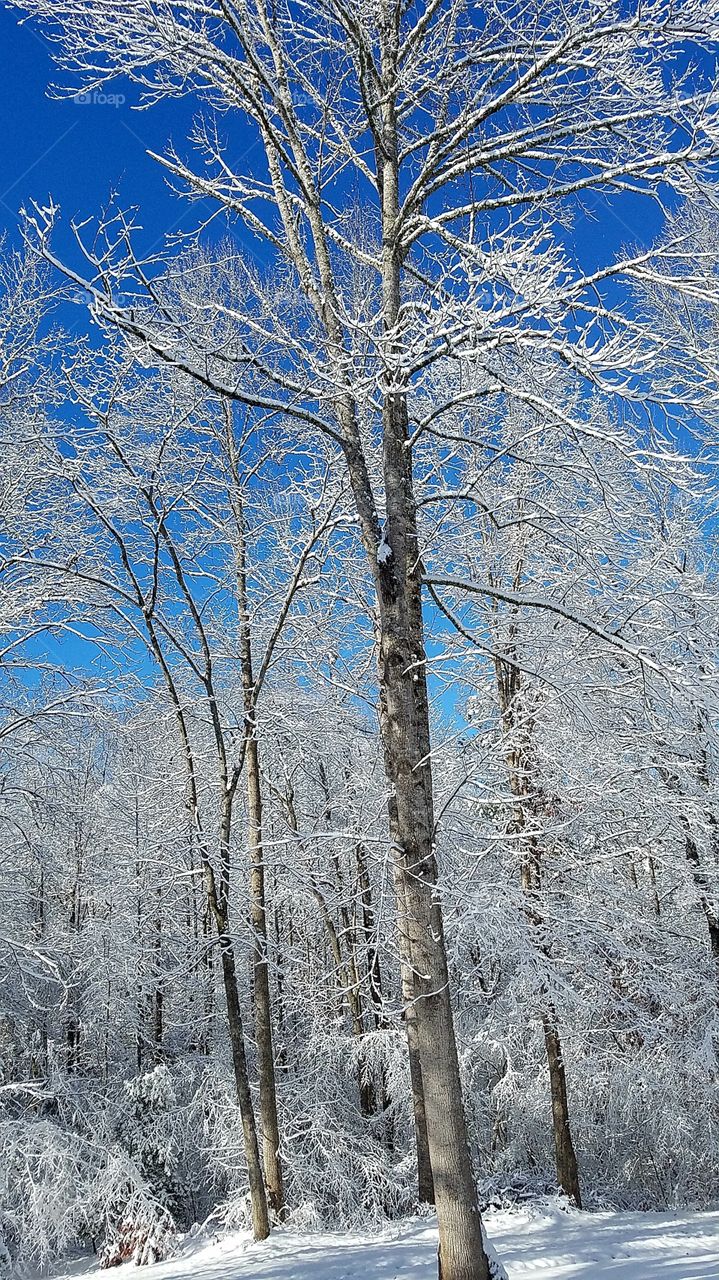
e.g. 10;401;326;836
0;5;702;718
0;5;671;270
0;9;237;262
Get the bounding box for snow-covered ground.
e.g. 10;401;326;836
33;1207;719;1280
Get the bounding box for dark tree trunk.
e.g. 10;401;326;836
684;830;719;968
522;852;582;1207
395;867;435;1202
228;410;285;1219
216;929;271;1240
403;967;436;1204
151;894;163;1063
496;652;582;1209
355;842;391;1122
67;870;81;1074
247;734;285;1217
542;1012;582;1207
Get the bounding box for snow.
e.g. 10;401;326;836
31;1208;719;1280
377;537;393;565
488;1208;719;1278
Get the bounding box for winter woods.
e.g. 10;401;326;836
2;2;719;1278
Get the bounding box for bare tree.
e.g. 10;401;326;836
11;352;347;1237
12;2;719;1274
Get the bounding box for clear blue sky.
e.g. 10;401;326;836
0;8;234;260
0;5;669;270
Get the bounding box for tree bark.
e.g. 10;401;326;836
355;841;385;1026
66;858;81;1074
216;927;271;1240
151;886;163;1064
247;733;285;1216
142;605;270;1240
355;842;391;1124
348;11;488;1270
32;867;48;1081
378;562;484;1275
497;660;582;1208
542;1011;582;1207
402;959;436;1204
684;829;719;968
226;404;284;1218
395;861;435;1202
520;850;582;1206
374;319;484;1270
212;783;271;1241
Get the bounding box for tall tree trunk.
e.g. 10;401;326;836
494;630;581;1208
146;618;270;1240
211;793;270;1239
520;848;582;1207
402;962;436;1204
355;842;392;1125
247;734;285;1217
212;791;271;1241
361;16;488;1272
375;377;484;1271
395;866;435;1203
200;902;214;1057
32;868;48;1080
151;896;163;1063
684;829;719;968
658;763;719;974
272;864;288;1073
330;838;380;1119
226;404;284;1218
542;1011;582;1207
378;587;483;1276
355;842;385;1025
215;923;271;1240
66;856;81;1074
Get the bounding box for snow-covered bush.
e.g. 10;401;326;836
0;1068;186;1266
116;1067;183;1225
0;1233;12;1280
0;1114;96;1263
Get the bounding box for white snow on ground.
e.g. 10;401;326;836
32;1209;719;1280
489;1208;719;1278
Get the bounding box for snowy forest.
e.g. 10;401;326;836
1;3;719;1280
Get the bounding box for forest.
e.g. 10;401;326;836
0;4;718;1280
